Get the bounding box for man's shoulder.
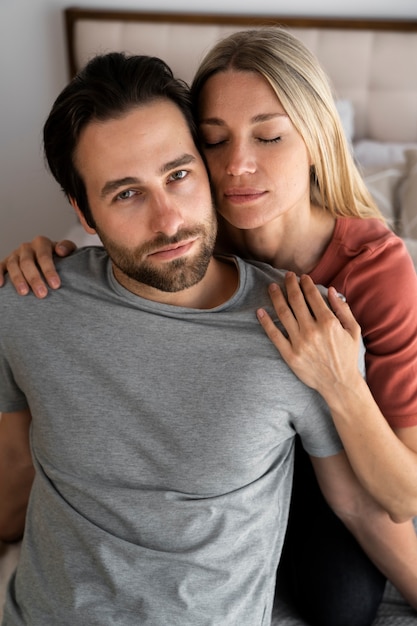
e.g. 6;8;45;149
55;245;108;270
221;254;328;300
220;254;287;285
54;245;110;285
0;246;109;310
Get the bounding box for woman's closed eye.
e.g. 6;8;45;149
202;135;282;149
258;136;282;144
201;137;226;148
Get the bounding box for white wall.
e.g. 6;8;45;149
1;0;417;257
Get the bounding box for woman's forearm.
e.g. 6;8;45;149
322;375;417;521
345;508;417;611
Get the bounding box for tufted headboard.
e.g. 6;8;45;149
65;8;417;143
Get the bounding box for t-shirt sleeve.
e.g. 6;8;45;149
346;236;417;428
295;393;343;458
0;353;28;413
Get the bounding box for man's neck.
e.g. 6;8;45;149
112;257;239;309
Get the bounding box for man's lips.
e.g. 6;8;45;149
223;188;266;204
147;239;196;261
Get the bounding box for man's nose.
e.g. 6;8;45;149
149;197;185;236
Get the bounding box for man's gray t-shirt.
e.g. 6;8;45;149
0;248;342;626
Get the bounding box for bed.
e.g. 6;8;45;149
1;8;417;625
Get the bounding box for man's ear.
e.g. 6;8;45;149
69;197;97;235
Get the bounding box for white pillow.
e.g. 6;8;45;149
402;238;417;270
362;162;406;228
354;140;417;168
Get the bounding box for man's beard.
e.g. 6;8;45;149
96;211;218;293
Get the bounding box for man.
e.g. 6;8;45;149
0;52;412;626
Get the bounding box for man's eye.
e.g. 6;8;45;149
169;169;188;182
116;189;136;201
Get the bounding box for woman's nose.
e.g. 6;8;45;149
226;143;256;176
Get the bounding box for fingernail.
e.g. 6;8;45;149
49;277;60;289
35;285;48;298
56;244;70;254
330;287;346;302
17;284;29;295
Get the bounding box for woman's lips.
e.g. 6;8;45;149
223;189;266;204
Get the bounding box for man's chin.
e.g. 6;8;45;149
144;265;210;293
115;256;211;293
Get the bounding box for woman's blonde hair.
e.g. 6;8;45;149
191;27;382;220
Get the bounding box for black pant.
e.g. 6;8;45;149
276;436;387;626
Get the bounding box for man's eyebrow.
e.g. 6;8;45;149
160;153;197;175
100;154;197;198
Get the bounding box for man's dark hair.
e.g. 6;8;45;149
43;52;198;227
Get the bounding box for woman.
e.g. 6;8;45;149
2;28;417;625
192;30;417;624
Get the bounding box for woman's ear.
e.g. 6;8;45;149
69;197;97;235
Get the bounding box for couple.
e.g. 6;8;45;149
1;27;417;626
